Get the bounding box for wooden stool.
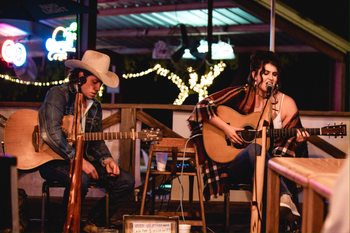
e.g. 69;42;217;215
224;183;252;232
140;138;206;233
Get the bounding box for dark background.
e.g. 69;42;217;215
0;0;348;112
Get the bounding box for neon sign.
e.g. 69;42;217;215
1;40;27;67
46;22;77;61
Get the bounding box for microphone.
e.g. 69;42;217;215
266;82;273;99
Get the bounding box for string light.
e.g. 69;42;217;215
0;74;70;86
0;62;226;105
192;61;226;101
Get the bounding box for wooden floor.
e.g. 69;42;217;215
23;195;252;233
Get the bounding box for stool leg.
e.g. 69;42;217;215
106;191;110;228
195;161;207;233
140;149;153;215
224;188;230;232
46;185;51;231
41;182;47;233
151;175;155;215
188;176;194;217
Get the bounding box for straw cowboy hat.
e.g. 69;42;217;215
65;50;119;88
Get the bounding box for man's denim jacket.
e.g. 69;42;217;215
39;82;112;165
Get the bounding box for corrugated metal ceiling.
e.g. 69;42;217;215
0;0;347;59
39;5;285;54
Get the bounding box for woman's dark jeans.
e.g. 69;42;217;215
227;143;290;196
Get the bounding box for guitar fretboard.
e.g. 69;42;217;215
84;132;137;141
267;128;321;138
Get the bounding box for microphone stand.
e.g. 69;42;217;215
63;87;84;233
250;97;272;233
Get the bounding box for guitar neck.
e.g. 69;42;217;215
267;128;321;138
83;132;137;141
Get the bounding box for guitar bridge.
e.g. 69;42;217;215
32;125;40;152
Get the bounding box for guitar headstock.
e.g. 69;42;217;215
138;128;163;142
321;123;347;138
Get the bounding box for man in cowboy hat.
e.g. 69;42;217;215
38;50;135;232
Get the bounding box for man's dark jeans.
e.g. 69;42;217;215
39;160;135;227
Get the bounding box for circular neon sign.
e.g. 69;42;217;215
1;40;27;66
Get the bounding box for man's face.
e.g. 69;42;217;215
80;75;103;99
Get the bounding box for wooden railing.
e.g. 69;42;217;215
1;101;348;171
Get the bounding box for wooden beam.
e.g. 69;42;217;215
96;24;278;38
102;111;121;129
105;45;318;55
136;110;183;138
255;0;349;54
0;114;7;128
230;0;345;62
308;136;346;159
0;102;348;117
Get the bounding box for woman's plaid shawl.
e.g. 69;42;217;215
187;85;308;201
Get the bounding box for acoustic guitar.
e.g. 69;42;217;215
4;109;163;171
203;105;347;163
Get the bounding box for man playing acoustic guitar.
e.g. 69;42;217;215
188;50;309;224
38;50;135;232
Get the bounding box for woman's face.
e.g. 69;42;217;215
80;74;102;99
252;63;278;94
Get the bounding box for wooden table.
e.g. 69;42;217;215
266;157;344;233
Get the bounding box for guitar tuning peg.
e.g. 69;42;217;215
341;122;343;125
150;128;154;131
334;123;336;125
327;123;330;126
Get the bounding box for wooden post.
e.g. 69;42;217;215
63;92;84;233
250;126;268;233
250;99;272;232
266;167;280;232
120;108;136;176
76;0;97;58
63;135;84;233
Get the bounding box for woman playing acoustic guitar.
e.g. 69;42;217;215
188;50;309;223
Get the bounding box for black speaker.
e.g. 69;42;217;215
0;154;18;231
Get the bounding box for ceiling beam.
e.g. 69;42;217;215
105;45;318;55
230;0;345;62
233;45;318;53
97;24;280;38
97;0;237;16
255;0;348;54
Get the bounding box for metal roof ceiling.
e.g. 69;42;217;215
0;0;348;61
39;4;267;51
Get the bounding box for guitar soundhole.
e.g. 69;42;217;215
240;125;256;143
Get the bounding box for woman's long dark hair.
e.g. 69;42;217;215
247;50;281;96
